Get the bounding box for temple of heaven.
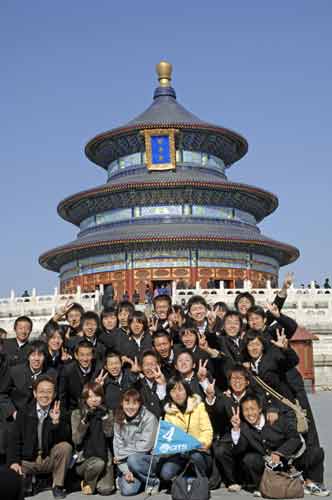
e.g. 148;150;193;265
39;61;299;297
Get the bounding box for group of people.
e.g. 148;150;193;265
0;274;329;499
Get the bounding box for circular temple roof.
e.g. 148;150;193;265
39;221;299;272
85;63;248;168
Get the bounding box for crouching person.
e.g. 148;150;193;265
7;375;72;499
113;389;159;496
159;375;213;482
71;382;114;495
231;394;330;497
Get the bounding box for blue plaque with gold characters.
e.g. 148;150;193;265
143;128;177;171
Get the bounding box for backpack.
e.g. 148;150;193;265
171;461;210;500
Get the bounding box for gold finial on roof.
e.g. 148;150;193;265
156;61;172;87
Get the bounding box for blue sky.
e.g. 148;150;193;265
1;1;331;295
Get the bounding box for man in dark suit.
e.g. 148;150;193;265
2;316;33;367
103;352;138;410
59;341;102;414
0;340;50;421
7;375;72;499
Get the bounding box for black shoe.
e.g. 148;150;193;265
52;486;66;499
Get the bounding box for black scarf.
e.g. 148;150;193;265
82;409;108;461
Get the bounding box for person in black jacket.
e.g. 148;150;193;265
102;352;138;410
7;375;72;499
59;341;102;414
241;330;299;401
71;382;114;495
174;350;211;399
50;302;84;340
67;312;105;363
120;311;153;361
117;301;135;335
150;294;172;333
0;340;52;422
231;394;329;496
152;330;178;380
99;307;123;352
43;322;72;375
2;316;33;367
205;365;252;491
134;351;166;419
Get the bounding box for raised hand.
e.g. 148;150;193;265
95;369;108;386
197;358;208;382
50;400;61;424
266;302;280;318
205;379;216;402
149;316;159;334
271;329;288;350
61;347;72;362
198;333;209;351
153;365;166;385
10;463;23;475
231;406;241;431
122;356;141;373
282;272;294;290
55;299;74;320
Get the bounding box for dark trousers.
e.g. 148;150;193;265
241;452;265;488
213;440;237;486
295;447;325;484
159;452;212;481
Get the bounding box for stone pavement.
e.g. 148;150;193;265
33;392;332;500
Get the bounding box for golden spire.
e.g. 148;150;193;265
156;61;172;87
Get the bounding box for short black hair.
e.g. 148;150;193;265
27;340;47;357
129;310;148;333
223;310;243;328
14;315;33;331
82;311;100;325
117;300;135;315
74;340;95;354
213;301;229;313
105;351;122;361
101;307;118;319
152;330;172;343
240;393;263;410
227;364;251;383
33;374;56;391
153;294;172;308
247;306;266;320
65;302;84;318
187;295;208;311
234;292;255;311
174;348;195;365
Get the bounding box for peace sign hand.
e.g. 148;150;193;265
61;347;72;362
205;379;216;402
197;358;209;382
122;356;141;374
50;400;61;424
153;365;166;385
198;333;209;351
282;272;294;290
231;406;241;431
271;329;288;350
266;302;280;318
149;316;159;333
95;369;108;386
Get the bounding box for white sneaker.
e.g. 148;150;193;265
304;483;330;496
228;484;242;492
253;491;262;497
146;479;160;495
